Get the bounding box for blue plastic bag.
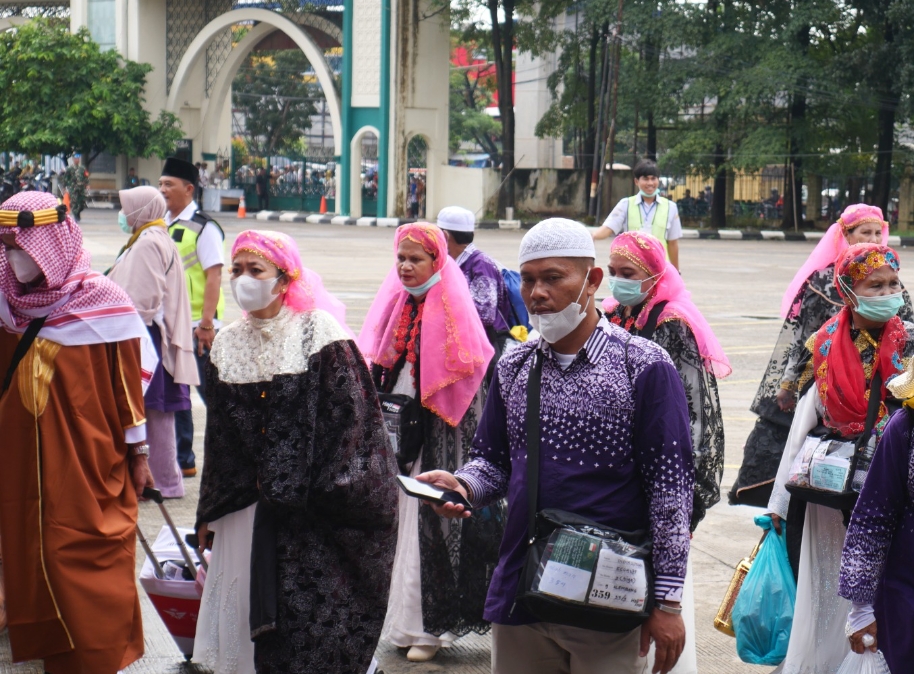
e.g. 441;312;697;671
731;515;797;665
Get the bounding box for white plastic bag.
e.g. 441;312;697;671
835;646;891;674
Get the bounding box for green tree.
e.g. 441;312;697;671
232;49;320;158
449;37;502;159
0;19;182;166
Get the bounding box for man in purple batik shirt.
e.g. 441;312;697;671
438;206;514;334
419;218;694;674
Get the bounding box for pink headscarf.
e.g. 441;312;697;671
230;230;352;336
358;223;494;427
0;192;153;365
602;231;731;378
780;204;889;319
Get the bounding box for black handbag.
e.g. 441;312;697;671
375;352;426;474
514;346;656;633
785;371;882;511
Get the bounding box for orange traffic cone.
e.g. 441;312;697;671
319;195;327;214
62;190;71;213
238;194;247;219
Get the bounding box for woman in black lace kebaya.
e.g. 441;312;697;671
358;223;501;663
195;230;398;674
603;231;730;674
730;204;914;506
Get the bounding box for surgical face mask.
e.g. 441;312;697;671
839;276;905;323
529;271;592;344
638;188;658;199
403;271;442;297
854;292;905;323
6;249;43;283
118;211;132;234
231;274;279;312
609;270;664;307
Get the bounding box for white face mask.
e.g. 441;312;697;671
231;274;279;312
529;271;592;344
7;249;43;283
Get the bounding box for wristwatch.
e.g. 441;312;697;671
656;602;683;616
131;443;150;457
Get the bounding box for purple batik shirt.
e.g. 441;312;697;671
456;244;512;332
456;317;694;625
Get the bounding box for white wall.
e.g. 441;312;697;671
435;166;500;219
514;48;563;169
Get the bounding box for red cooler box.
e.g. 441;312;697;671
139;525;201;660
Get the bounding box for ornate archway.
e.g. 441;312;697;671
166;8;342;153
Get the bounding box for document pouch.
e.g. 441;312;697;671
514;345;655;633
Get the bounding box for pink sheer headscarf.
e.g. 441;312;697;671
358;223;494;427
230;230;352;336
780;204;889;319
602;231;731;378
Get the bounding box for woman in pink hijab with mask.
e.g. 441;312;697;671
731;204;914;507
194;229;397;674
359;222;499;663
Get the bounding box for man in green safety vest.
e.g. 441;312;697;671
592;159;682;270
159;156;225;477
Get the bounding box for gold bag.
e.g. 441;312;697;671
714;530;768;637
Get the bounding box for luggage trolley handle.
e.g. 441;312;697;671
142;487;205;577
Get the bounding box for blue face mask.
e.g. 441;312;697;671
638;188;658;199
854;292;905;323
839;276;904;323
609;270;664;307
118;211;132;234
403;271;442;297
610;277;649;306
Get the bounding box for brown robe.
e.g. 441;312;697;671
0;332;145;673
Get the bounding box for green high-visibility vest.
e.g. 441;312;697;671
627;196;671;258
168;212;225;322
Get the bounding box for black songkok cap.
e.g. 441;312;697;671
161;157;199;187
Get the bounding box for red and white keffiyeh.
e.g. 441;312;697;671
0;192;156;390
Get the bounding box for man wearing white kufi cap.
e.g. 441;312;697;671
415;217;695;674
437;206;514;356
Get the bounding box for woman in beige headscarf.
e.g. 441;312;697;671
108;186;198;497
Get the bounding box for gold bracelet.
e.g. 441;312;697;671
780;381;797;392
197;324;215;331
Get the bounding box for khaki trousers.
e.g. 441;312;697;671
492;622;652;674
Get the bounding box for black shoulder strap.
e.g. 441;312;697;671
2;316;47;395
191;210;225;240
639;300;669;341
859;370;884;447
525;349;545;541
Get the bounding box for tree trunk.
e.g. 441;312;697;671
872;101;896;214
872;19;898;215
490;0;515;217
583;25;599;209
712;144;727;228
646;112;657;162
781;24;809;231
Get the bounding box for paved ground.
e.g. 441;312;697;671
8;209;908;673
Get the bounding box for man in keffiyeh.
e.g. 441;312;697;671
0;191;157;673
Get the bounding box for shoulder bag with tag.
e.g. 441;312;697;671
785;372;882;511
514;342;656;633
375;351;427;475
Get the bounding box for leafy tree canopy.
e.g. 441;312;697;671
232;48;319;158
0;19;182;165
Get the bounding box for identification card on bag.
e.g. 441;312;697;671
588;548;649;611
810;456;850;491
537;530;599;602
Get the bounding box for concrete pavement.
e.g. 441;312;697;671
7;208;904;673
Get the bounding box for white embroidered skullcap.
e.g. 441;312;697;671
518;218;595;265
437;206;476;233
